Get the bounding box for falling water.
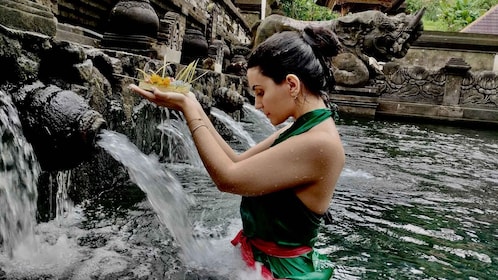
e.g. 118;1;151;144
242;103;276;142
157;111;203;168
96;129;210;262
96;129;265;279
55;170;74;224
211;107;257;148
0;91;40;257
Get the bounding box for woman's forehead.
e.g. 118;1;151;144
247;67;265;85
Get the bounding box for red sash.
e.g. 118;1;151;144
231;230;313;280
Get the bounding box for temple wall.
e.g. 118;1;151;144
400;48;495;72
29;0;252;46
397;30;498;72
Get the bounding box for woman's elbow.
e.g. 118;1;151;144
213;176;237;193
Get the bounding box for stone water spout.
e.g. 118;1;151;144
11;81;106;171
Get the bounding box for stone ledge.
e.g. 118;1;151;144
55;23;102;47
330;94;379;118
0;0;57;36
376;100;498;126
413;30;498;53
334;85;379;97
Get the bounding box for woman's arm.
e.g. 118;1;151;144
187;100;241;161
130;85;281;162
189;100;282;162
129;86;341;197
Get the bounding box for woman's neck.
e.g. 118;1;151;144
293;95;327;120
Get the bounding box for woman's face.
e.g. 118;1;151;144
247;67;294;126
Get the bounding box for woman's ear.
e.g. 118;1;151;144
285;74;301;96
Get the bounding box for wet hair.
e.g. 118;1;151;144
247;26;342;98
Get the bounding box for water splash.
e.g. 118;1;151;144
242;104;276;141
211;107;257;148
0;91;40;257
156;111;203;168
96;129;211;263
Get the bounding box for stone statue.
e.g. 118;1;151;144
252;8;425;87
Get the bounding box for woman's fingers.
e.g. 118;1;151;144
128;84;188;110
128;84;156;100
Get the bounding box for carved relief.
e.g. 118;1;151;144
461;72;498;108
379;64;445;103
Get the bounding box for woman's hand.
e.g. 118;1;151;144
128;84;195;111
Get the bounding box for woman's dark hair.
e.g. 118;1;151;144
247;26;341;96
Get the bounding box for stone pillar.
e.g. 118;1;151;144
442;57;471;106
0;0;57;36
181;28;208;65
493;54;498;73
206;2;218;44
157;11;185;63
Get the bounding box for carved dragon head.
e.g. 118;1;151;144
333;8;425;62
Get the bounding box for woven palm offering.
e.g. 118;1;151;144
138;59;205;94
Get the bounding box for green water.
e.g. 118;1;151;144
323;119;498;279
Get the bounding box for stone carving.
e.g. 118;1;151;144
461;72;498;108
373;57;498;110
225;44;251;76
181;28;208;65
253;8;425;87
204;39;230;72
158;11;184;51
212;87;245;113
378;63;445;103
12;81;106;171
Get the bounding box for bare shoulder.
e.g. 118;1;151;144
300;123;344;162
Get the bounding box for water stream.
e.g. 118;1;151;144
1;100;497;279
0;91;39;258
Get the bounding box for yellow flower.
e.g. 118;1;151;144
160;77;171;86
148;74;162;84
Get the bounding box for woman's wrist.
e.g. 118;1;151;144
180;94;200;114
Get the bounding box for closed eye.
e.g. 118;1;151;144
252;85;263;97
254;89;264;97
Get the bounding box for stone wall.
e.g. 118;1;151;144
397;31;498;72
401;48;495;72
28;0;252;46
0;23;248;216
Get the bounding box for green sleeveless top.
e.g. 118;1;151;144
239;108;334;279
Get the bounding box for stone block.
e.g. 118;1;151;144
0;0;57;36
437;106;464;118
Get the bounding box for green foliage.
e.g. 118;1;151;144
440;0;485;31
405;0;440;21
405;0;498;31
278;0;498;31
280;0;338;20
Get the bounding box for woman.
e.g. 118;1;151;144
129;26;345;280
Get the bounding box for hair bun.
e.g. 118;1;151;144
302;26;342;57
